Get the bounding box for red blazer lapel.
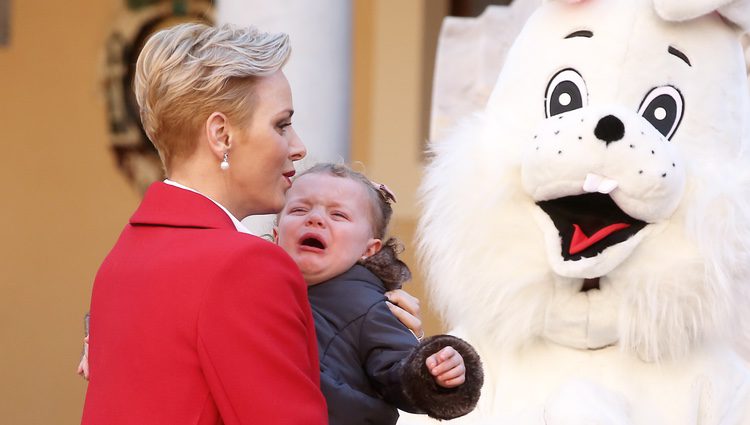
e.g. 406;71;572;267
130;182;236;230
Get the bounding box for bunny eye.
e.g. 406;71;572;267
638;85;684;140
545;68;588;118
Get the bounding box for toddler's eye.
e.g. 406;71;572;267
289;207;306;214
331;211;348;220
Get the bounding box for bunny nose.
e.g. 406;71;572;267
594;115;625;145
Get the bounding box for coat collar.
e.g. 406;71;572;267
130;182;236;230
314;265;386;293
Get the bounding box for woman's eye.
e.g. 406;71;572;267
545;68;588;118
638;85;684;140
277;122;292;134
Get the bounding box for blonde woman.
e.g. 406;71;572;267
81;23;324;424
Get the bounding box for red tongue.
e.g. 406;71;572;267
569;223;631;255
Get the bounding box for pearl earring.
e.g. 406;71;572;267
220;152;229;170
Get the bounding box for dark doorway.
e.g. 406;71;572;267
450;0;513;17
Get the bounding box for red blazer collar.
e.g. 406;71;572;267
130;182;236;230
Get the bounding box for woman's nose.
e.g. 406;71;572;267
289;129;306;161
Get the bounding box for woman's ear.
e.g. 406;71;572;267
205;112;231;159
363;238;383;259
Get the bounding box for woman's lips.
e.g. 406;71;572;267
283;170;296;185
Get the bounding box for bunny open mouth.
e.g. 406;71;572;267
537;193;647;261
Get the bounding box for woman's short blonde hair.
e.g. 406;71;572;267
134;23;291;171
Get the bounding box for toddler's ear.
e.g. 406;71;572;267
363;238;383;259
272;227;279;244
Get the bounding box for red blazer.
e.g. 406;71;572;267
82;182;327;425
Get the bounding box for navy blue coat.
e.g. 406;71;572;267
308;265;422;425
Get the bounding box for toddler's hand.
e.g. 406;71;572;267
425;346;465;388
77;335;89;380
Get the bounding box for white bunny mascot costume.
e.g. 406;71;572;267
400;0;750;423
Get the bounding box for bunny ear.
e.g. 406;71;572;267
718;0;750;32
654;0;750;32
653;0;730;21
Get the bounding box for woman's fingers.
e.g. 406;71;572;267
78;355;90;380
78;335;90;380
386;301;424;340
384;289;421;318
385;289;423;339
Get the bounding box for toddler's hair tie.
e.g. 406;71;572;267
371;181;397;203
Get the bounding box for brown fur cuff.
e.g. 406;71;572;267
401;334;483;420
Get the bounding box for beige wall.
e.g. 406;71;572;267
0;1;139;423
0;0;448;423
352;0;449;335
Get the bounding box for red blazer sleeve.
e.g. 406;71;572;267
197;242;327;425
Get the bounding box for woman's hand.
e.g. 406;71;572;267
384;289;424;340
77;335;89;380
425;346;465;388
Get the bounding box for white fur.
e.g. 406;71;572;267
655;0;750;32
401;0;750;423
